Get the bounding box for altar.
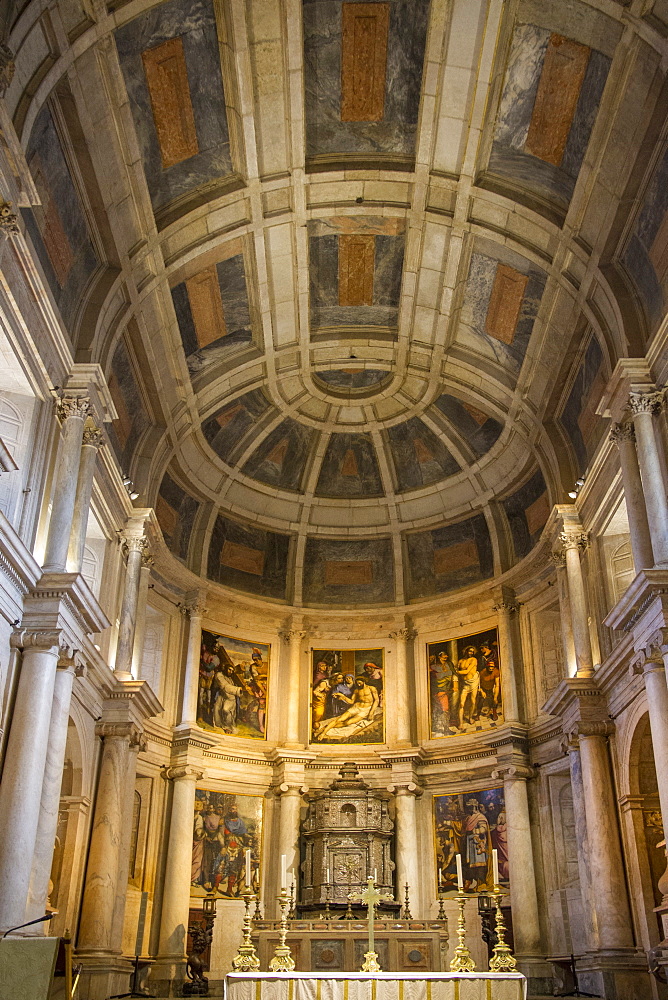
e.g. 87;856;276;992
226;971;527;1000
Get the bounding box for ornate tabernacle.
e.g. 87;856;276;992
300;763;396;913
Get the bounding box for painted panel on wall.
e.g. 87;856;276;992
207;514;291;600
310;647;384;744
115;0;232;215
405;514;494;600
197;630;269;739
303;0;429;162
434;787;508;895
303;537;395;605
427;627;502;738
191;788;263;898
23;103;100;334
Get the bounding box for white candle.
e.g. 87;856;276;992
374;868;377;882
438;868;442;886
327;867;331;883
280;854;287;890
455;854;463;890
492;849;499;887
245;849;252;888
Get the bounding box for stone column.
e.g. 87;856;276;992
115;535;149;681
111;732;144;953
393;785;421;912
559;530;594;678
552;552;577;676
276;784;302;910
78;722;144;955
25;654;82;927
179;603;206;727
574;721;635;950
492;765;542;962
389;627;417;746
67;425;103;573
634;636;668;905
154;766;205;982
0;630;66;931
492;600;520;723
131;552;154;679
629;390;668;566
609;422;654;572
562;736;596;952
43;395;91;573
280;626;307;747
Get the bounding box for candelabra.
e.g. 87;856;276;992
489;885;517;972
449;889;476;972
437;893;446;921
402;883;413;920
288;881;296;920
253;894;263;923
269;887;295;972
232;891;260;971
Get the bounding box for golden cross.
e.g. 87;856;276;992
349;877;393;966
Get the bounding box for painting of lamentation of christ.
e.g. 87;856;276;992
197;630;269;740
310;648;385;744
434;788;508;895
191;789;262;899
427;627;502;737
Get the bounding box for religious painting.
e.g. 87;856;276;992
191;788;262;899
427;628;502;738
196;630;269;740
310;648;384;744
433;788;508;895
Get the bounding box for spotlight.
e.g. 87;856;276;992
575;478;585;487
568;491;577;499
122;475;132;486
129;490;139;500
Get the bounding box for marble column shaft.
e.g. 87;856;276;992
67;425;103;573
277;785;302;909
564;739;597;952
112;735;143;953
639;650;668;845
131;556;153;679
25;659;78;926
394;787;420;913
629;391;668;566
157;767;204;963
610;423;654;572
0;632;63;930
282;628;306;746
115;536;147;681
493;767;542;959
43;396;90;573
389;628;416;746
576;726;635;949
78;725;140;954
493;602;520;723
180;605;205;726
554;557;577;676
560;532;594;678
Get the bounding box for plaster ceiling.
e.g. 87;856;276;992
7;0;668;607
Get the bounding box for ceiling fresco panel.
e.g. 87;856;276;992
559;335;606;473
386;417;460;491
114;0;232;215
315;432;384;497
156;471;200;561
241;418;316;493
501;467;549;561
106;336;152;467
621;148;668;335
202;389;272;465
207;513;291;600
404;514;494;600
432;394;503;458
303;536;395;605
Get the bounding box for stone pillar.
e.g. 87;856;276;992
78;722;144;957
67;425;103;573
629;390;668;566
154;766;204;984
43;395;90;573
276;784;302;910
559;530;595;678
552;552;577;676
179;603;206;727
115;534;149;681
111;731;144;954
280;626;307;747
562;736;596;953
609;422;654;572
389;627;417;746
493;599;520;723
25;654;82;927
492;765;542;964
574;722;635;950
0;630;66;931
131;552;154;679
393;785;421;912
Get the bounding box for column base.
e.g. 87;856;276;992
576;949;652;1000
150;956;187;995
76;953;134;1000
515;956;554;996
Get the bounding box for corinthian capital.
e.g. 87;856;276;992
389;627;418;642
0;200;19;237
82;425;104;448
493;601;519;615
280;628;308;643
182;601;207;619
609;421;635;445
559;529;588;552
57;393;91;421
124;535;149;557
629;390;664;416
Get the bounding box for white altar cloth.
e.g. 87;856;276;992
226;970;527;1000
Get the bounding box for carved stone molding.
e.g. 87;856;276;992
11;628;66;655
95;721;144;744
609;421;635;444
493;601;519;615
123;535;149;558
273;782;308;797
567;720;614;739
57;394;91;422
389;627;418;642
82;425;104;448
164;765;205;782
559;529;588;552
182;601;207;619
280;629;309;643
0;200;19;236
629;390;664;415
560;734;579;755
491;763;534;782
551;549;566;568
388;781;422;798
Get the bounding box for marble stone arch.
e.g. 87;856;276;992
616;688;653;801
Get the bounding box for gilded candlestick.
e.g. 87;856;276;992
269;887;295;972
489;885;517;972
449;889;476;972
288;881;296;920
232;891;260;971
402;882;413;920
437;893;446;921
253;894;263;922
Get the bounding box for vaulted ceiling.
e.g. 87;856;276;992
7;0;668;608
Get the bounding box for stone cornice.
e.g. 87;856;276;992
604;568;668;635
596;358;654;423
25;571;110;636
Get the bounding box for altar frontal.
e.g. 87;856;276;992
227;972;527;1000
